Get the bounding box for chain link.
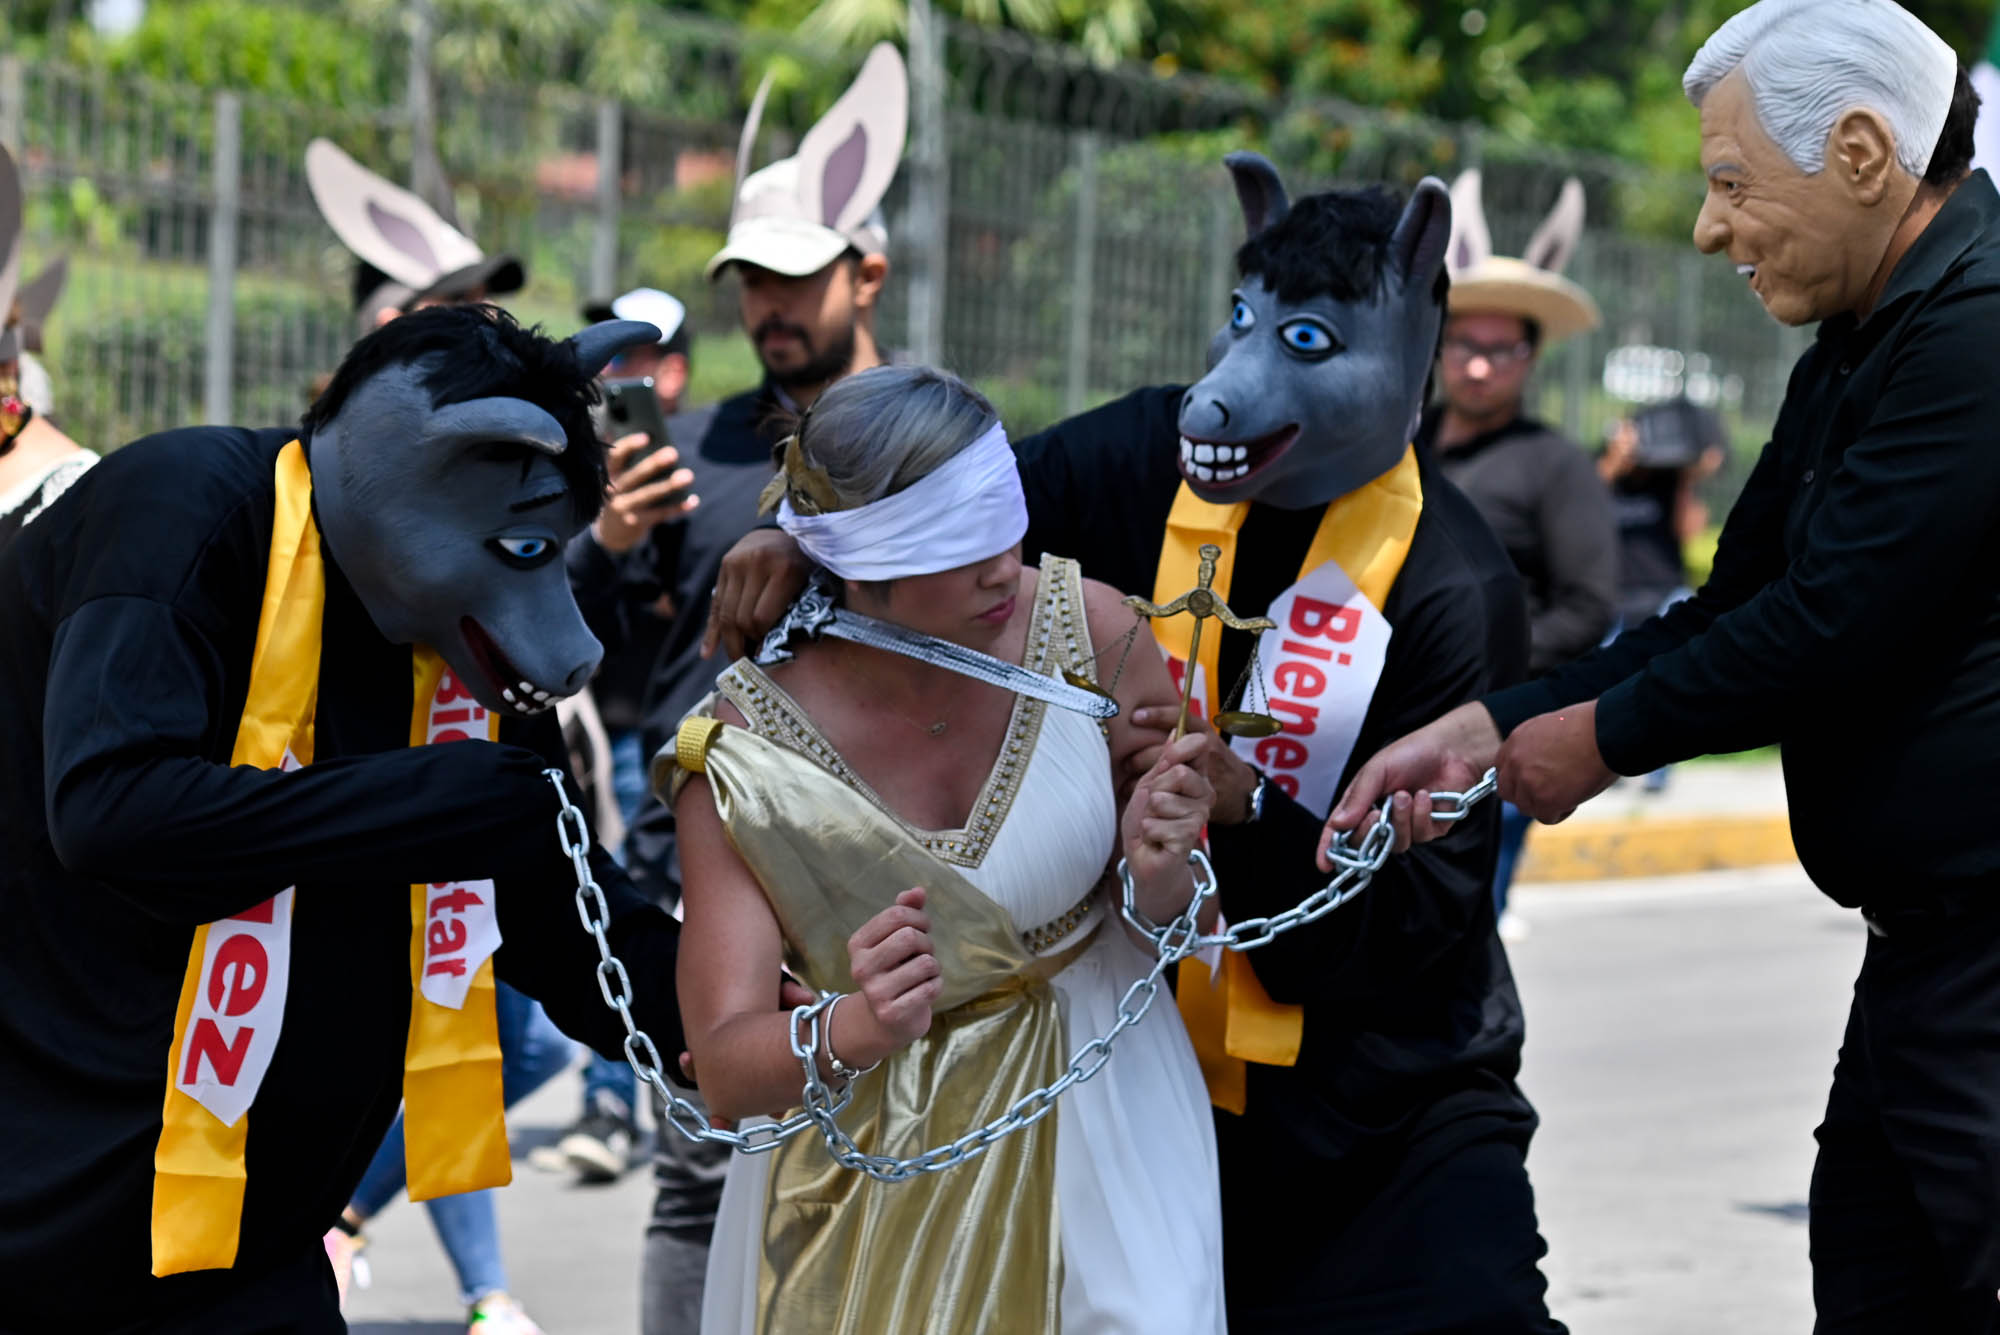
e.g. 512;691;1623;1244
1124;768;1499;954
785;851;1219;1183
543;769;849;1154
553;763;1496;1174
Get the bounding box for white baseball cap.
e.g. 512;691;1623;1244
582;287;687;344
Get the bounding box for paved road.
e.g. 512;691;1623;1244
348;865;1860;1334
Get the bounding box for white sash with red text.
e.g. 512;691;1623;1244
416;673;500;1008
1234;561;1391;817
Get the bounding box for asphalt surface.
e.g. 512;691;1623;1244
346;865;1859;1334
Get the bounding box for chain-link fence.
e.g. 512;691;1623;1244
1;15;1804;499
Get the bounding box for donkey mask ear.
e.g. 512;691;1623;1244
570;320;663;380
1392;177;1453;292
1446;169;1492;275
792;43;908;238
1224;151;1290;238
18;257;69;327
0;144;23;332
1523;177;1586;275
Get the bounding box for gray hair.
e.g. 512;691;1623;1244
786;364;999;515
1683;0;1956;178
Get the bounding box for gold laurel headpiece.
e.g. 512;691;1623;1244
756;403;842;517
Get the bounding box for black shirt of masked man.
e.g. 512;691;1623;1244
1487;169;2000;1324
1018;384;1549;1330
0;427;682;1333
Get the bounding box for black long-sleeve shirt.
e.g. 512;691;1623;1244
0;426;683;1330
1487;171;2000;908
1018;385;1533;1155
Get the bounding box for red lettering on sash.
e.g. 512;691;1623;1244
182;1018;254;1086
436;672;475;705
426;957;469;979
1255;736;1309;770
1281;639;1332;662
1271;774;1300;798
429;886;485;916
1273;662;1326;698
207;935;268;1017
428;918;468;954
431;729;472;744
1288;597;1363;644
432;707;474;727
230;898;276;925
1271;698;1320;735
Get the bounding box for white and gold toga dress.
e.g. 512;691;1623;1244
666;558;1226;1335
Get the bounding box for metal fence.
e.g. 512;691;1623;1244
0;15;1808;499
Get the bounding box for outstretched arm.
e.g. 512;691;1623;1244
43;595;579;925
491;710;687;1067
1212;574;1520;1004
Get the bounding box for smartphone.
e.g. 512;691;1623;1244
601;376;673;463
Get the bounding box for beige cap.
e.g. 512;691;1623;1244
707;43;905;282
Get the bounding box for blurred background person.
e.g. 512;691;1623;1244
0;150;89;556
1599;395;1728;792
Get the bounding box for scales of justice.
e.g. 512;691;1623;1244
1067;543;1285;742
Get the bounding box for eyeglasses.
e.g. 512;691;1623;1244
1442;338;1535;368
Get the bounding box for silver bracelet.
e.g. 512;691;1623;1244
822;993;882;1081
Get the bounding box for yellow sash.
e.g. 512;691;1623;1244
151;440;509;1275
1155;446;1422;1114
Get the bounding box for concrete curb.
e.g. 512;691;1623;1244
1518;813;1796;884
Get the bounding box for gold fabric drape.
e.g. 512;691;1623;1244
672;718;1067;1334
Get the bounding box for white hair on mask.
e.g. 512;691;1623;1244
1683;0;1957;178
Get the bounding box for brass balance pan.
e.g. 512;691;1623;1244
1061;668;1119;700
1213;710;1284;739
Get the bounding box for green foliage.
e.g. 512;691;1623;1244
70;0;393;105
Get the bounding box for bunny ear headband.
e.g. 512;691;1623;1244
706;43;908;281
306;138;524;310
1442;169;1600;345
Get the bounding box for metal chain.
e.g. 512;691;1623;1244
553;763;1496;1173
1122;768;1500;953
542;769;850;1154
786;851;1220;1183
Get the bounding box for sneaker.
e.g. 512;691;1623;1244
559;1095;637;1183
1497;909;1531;943
467;1291;545;1335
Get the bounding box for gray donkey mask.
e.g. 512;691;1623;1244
307;313;659;716
1179;152;1453;510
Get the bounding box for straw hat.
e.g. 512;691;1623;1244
706;44;906;281
1445;170;1601;346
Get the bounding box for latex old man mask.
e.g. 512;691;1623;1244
1178;152;1452;508
305;307;660;713
1686;0;1958;326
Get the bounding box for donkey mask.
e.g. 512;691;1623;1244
307;312;659;716
1178;153;1453;510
